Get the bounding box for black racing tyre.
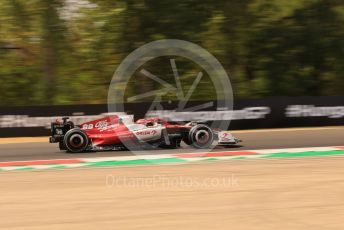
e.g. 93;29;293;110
188;124;214;149
63;128;89;153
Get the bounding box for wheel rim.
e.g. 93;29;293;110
69;134;84;148
195;130;210;144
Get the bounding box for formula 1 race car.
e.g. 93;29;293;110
49;115;241;153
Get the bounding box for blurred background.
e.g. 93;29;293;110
1;0;344;106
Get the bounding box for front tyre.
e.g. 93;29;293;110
189;124;214;149
63;128;89;153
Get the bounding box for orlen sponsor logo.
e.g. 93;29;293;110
135;130;158;136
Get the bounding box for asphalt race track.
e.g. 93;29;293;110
0;127;343;161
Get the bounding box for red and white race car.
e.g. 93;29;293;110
49;115;241;153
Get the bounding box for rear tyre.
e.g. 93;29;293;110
188;124;214;149
63;128;89;153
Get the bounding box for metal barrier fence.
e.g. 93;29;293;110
0;96;343;137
